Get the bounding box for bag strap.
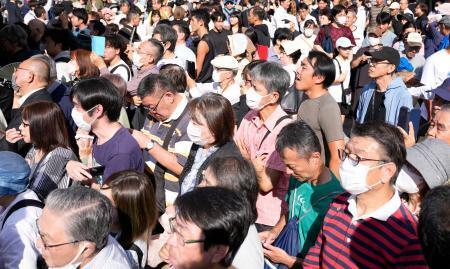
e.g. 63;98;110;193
333;58;348;106
110;64;131;81
1;199;44;229
128;243;144;268
258;115;291;150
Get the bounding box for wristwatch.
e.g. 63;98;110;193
144;139;154;151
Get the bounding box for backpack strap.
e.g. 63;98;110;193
258;115;291;150
110;64;131;81
1;199;44;230
128;243;144;268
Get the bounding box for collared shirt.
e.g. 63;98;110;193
180;145;218;194
234;106;292;226
190;81;241;105
126;65;159;96
18;88;46;106
303;192;428;268
83;236;132;268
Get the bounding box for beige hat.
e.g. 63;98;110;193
389;2;400;9
280;40;302;56
406;32;423;47
211;55;239;70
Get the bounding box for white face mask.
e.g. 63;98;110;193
368;37;381;47
48;245;85;269
336;16;348;25
304;28;314;38
132;52;144;68
246;87;270;110
212;69;221;83
395;165;423;194
339;158;385;195
187;121;207;146
71;106;98;132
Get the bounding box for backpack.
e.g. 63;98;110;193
321;26;334;54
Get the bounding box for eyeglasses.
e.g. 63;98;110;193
367;59;391;66
168;217;205;246
338;149;387;166
35;219;80;249
144;93;166;112
21;121;30;128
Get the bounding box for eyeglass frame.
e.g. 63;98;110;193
168;217;206;246
35;219;81;249
367;59;392;66
144;92;166;112
338;148;388;166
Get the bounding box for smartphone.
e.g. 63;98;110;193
409;108;421;140
397;106;410;133
87;166;105;178
91;36;106;56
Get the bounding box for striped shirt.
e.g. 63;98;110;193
303;192;428;269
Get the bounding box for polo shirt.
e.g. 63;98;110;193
234;106;292;226
127;65;159;96
303;192;428;268
142;95;192;207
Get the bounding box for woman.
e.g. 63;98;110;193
230;11;247;34
414;2;429;34
65;48;100;84
5;101;77;200
268;28;293;63
293;19;317;61
97;170;158;269
179;93;242;194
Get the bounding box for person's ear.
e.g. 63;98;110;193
270;91;280;104
309;151;321;165
387;64;396;74
312;74;325;85
381;162;396;184
209;245;229;264
95;104;105;117
79;241;96;260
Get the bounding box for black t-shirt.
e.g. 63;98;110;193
207;29;232;56
364;90;386;123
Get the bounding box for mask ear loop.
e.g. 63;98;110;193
366;163;389;190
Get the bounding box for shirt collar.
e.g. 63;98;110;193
54;50;70;61
18;88;45;106
163;94;188;123
347;189;401;221
250;105;287;131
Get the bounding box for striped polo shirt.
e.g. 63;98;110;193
303;192;428;268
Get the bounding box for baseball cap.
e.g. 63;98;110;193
335;37;354;49
439;15;450;27
211;55;239;70
367;46;400;68
389;2;400;9
280;40;302;55
0;151;30;196
406;32;423;47
431;77;450;101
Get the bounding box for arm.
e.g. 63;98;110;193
327;139;344;178
195;40;209;79
255;164;283;193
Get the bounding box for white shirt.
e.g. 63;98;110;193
273;7;299;32
191;81;241;105
328;56;351;103
0;190;42;269
83;236;132;268
283;63;297;87
174;44;196;68
108;59;132;82
232;224;264;269
24;10;37;25
294;34;316;61
18;88;45;106
348;190;401;221
157;55;186;69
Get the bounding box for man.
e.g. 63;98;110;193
33;6;47;24
188;55;241;106
367;0;387;32
419;185;450;269
208;11;232;57
131;74;192;211
273;0;299;32
295;51;344;178
153;24;185;69
1;57;53;155
167;187;252;269
104;34;132;82
70;8;90;37
0;24;40;66
118;8;141;43
356;46;413;125
346;6;364;53
428;104;450;144
190;9;214;83
87;20;106;36
27;19;46;51
0;151;43;269
172;20;196;71
363;12;397;47
401;32;426;78
36;187;131;268
247;6;271;59
260;121;343;267
389;2;403;36
235;62;292;231
425;16;450;58
298;3;317;33
42;28;72;82
127;39;163;99
399;0;413;15
303;122;428;268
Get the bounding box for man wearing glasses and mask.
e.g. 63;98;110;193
303;122;428;268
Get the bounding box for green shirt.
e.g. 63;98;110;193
285;173;343;257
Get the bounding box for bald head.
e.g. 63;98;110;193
140;39;164;66
23;58;51;85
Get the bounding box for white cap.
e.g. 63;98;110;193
335;37;354;49
211;55;239;70
280;40;302;56
389;2;400;9
406;32;423;46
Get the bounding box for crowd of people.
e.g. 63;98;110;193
0;0;449;268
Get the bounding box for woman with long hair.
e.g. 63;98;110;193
67;48;100;83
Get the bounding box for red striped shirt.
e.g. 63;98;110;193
303;193;428;269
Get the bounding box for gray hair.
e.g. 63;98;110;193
250;62;290;102
31;54;57;81
45;187;112;251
